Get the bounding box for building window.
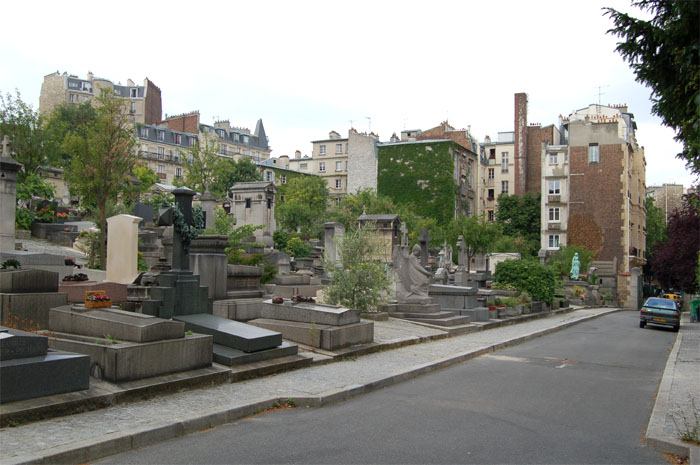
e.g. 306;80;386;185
189;136;196;147
488;210;494;221
174;134;181;144
175;167;182;178
501;180;509;195
548;234;560;248
336;144;343;154
245;198;251;209
140;127;149;138
320;145;326;155
300;163;308;170
265;171;273;182
548;180;561;195
549;153;558;164
281;175;287;184
157;164;165;174
334;197;341;206
548;207;560;222
489;148;496;159
501;152;509;173
130;102;136;113
319;162;326;172
336;161;342;171
157;147;164;159
345;143;349;153
488;188;495;200
130;88;137;98
488;168;494;179
158;131;165;141
589;144;599;163
335;179;342;189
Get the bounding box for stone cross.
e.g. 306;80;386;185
156;187;196;271
400;222;408;247
1;135;10;157
418;227;430;268
456;235;465;268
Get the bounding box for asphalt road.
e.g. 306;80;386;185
96;311;677;464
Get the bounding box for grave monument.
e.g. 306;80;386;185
0;136;22;252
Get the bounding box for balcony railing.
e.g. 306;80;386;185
139;151;185;165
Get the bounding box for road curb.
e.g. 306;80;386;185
644;316;700;463
3;309;621;465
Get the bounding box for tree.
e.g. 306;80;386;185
44;101;97;168
275;175;329;237
650;192;700;293
324;223;392;313
495;192;541;244
0;91;59;179
449;214;502;272
210;157;262;199
182;133;219;194
329;189;398;230
605;1;700;175
62;89;137;269
645;196;668;255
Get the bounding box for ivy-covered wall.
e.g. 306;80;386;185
265;168;316;203
377;141;458;226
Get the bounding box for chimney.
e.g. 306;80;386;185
295;150;301;159
87;71;94;82
514;92;528;196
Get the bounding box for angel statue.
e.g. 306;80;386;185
393;244;432;304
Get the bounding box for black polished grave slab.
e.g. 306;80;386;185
0;350;90;403
0;327;48;361
174;313;282;353
212;341;297;366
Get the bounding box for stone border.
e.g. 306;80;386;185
4;309;620;465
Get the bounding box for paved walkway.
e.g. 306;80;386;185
2;307;621;465
645;312;700;462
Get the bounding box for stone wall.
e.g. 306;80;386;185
346;130;378;194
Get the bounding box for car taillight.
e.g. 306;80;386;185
674;312;679;318
641;309;647;313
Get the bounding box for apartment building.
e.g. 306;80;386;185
136;124;194;186
39;71;162;125
479;132;515;221
646;183;685;223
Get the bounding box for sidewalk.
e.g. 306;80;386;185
2;307;621;465
645;312;700;462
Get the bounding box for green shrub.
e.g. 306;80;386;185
494;259;556;304
15;208;34;230
502;296;522;307
547;245;595;279
285;237;311;258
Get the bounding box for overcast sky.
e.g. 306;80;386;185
1;0;695;188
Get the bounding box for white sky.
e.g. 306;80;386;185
1;0;695;188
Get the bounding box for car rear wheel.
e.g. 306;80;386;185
673;324;679;332
639;320;646;328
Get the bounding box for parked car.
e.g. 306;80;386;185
662;293;682;310
640;297;680;332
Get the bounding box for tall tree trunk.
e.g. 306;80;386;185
99;203;106;271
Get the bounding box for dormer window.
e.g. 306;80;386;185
130;88;138;98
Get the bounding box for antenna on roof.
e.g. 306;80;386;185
594;85;609;112
365;116;371;133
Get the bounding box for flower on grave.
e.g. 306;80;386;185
57;212;68;219
87;293;110;302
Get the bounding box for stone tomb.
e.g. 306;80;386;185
58;281;128;303
0;326;89;403
47;305;212;382
0;268;67;329
428;284;490;322
0;251;73;280
244;300;374;350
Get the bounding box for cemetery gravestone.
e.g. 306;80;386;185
106;214;142;284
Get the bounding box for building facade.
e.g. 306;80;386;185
40;71;162;125
646;184;685;223
479;132;515;221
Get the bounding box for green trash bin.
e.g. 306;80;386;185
691;299;700;323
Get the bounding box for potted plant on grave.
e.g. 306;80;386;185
487;300;498;319
56;212;68;224
37;205;56;223
85;290;112;309
503;296;523;316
